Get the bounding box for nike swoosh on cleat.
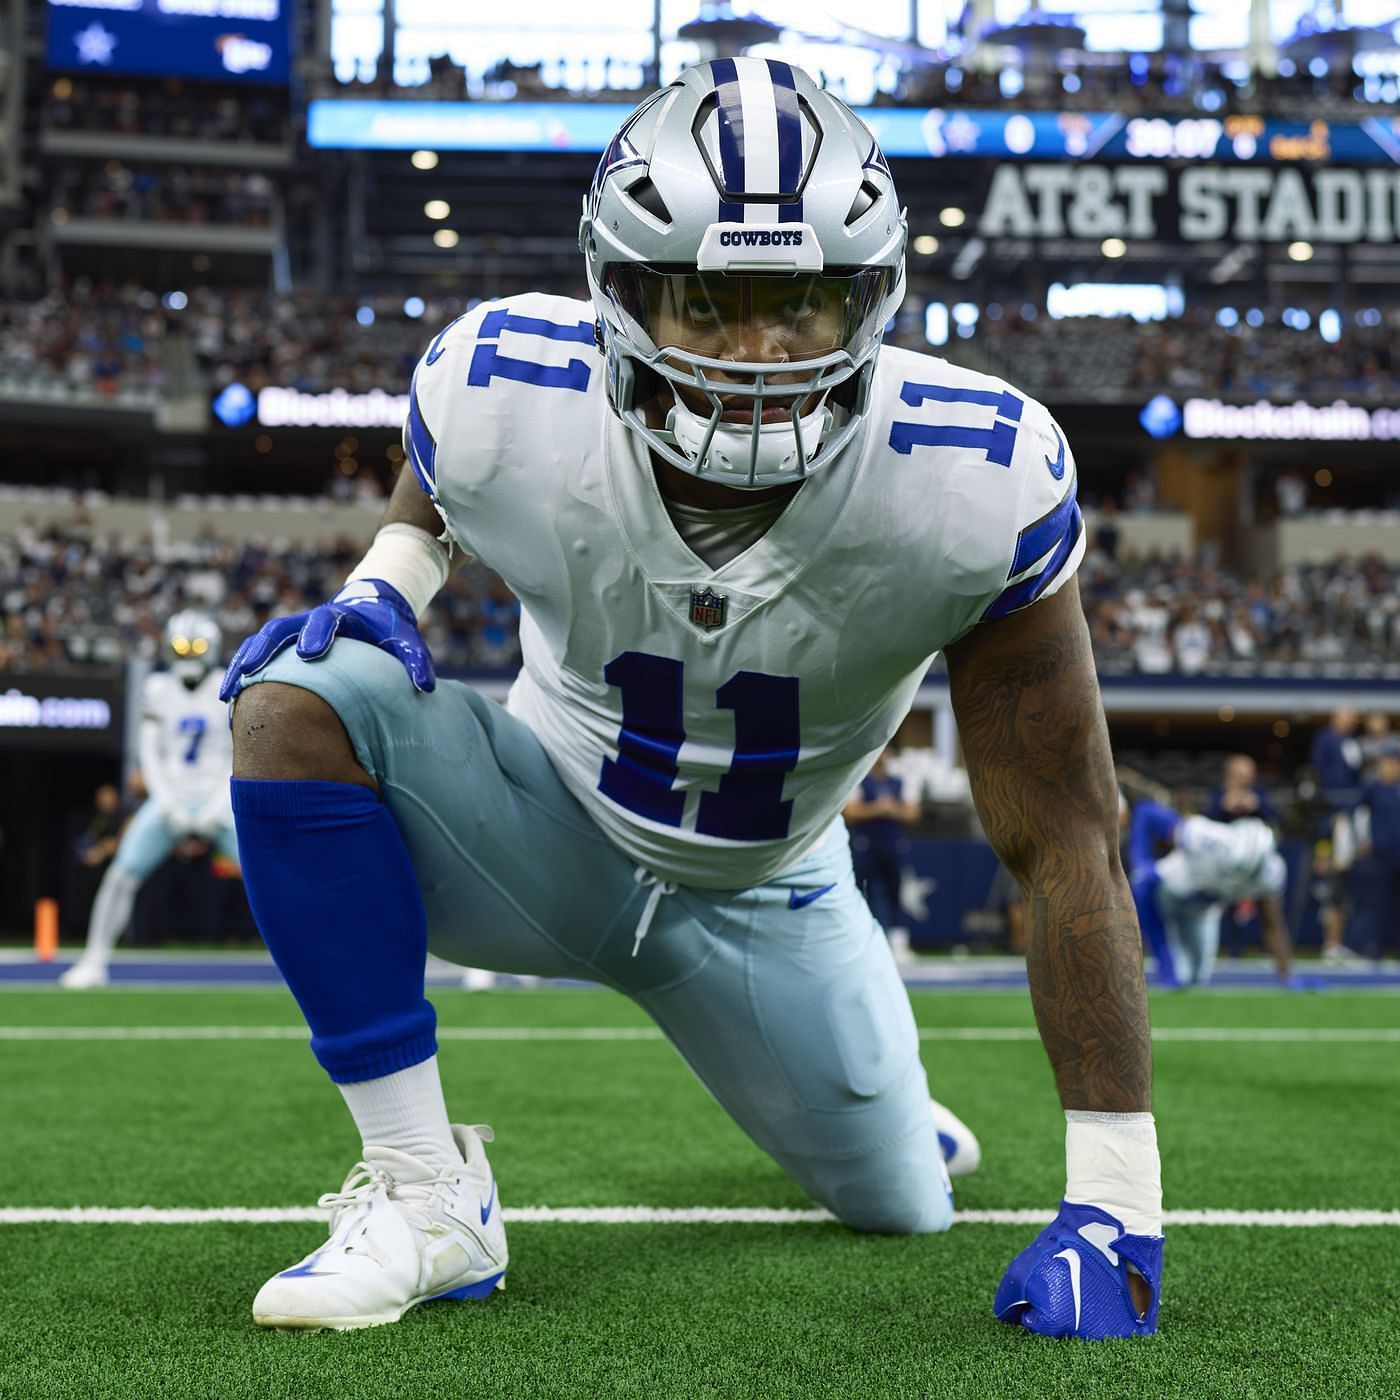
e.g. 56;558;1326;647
479;1177;496;1227
1045;429;1066;481
1053;1247;1082;1332
788;884;837;910
279;1249;332;1279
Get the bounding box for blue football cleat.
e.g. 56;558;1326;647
995;1200;1162;1339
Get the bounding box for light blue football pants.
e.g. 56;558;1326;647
242;642;952;1234
114;797;240;879
1154;883;1222;987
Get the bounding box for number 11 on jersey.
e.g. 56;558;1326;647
599;651;800;841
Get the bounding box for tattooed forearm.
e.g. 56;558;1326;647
945;578;1152;1113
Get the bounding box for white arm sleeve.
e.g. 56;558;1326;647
137;714;177;814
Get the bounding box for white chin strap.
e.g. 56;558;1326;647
666;400;832;486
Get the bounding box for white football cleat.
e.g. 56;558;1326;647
931;1096;981;1178
253;1123;507;1331
58;959;109;989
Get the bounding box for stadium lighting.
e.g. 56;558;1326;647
356;306;375;326
403;297;426;319
1288;241;1314;261
433;229;460;249
912;234;940;255
1216;307;1239;328
424;200;451;220
939;207;966;228
411;150;439;170
163;291;188;311
1101;238;1127;258
1245;308;1265;327
1315;469;1333;488
924;302;949;347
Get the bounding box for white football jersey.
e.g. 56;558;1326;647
1157;815;1286;905
407;293;1084;888
141;669;233;809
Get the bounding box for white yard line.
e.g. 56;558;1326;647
1;1025;1397;1043
1;1205;1397;1227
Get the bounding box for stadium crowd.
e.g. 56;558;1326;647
967;306;1398;405
326;50;1400;116
46;77;289;146
1080;547;1400;676
49;163;277;227
6;510;1400;683
0;516;522;676
4;282;1397;407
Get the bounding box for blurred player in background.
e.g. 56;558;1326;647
843;746;919;960
222;61;1160;1341
1347;738;1400;963
1126;798;1298;989
1310;708;1363;804
61;610;238;988
1204;754;1278;826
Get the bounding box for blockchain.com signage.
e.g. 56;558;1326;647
47;0;290;84
1141;394;1400;443
212;382;410;430
977;164;1400;243
0;673;121;753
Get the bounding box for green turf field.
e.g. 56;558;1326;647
2;986;1398;1398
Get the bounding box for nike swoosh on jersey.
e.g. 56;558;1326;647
1053;1246;1082;1331
480;1176;496;1227
425;312;467;366
1045;429;1066;481
788;883;837;910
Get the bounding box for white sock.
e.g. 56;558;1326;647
336;1056;461;1172
83;866;141;964
1064;1110;1163;1237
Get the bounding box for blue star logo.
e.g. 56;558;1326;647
1139;395;1182;440
943;113;981;153
74;22;117;66
212;382;256;429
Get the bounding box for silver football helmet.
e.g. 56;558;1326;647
581;58;907;490
164;609;222;686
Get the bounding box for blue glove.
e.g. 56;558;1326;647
219;580;435;701
995;1200;1162;1339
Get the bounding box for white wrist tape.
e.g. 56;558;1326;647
344;523;452;621
1064;1110;1163;1237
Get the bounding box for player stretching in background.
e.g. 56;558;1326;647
61;611;238;988
222;61;1160;1339
843;746;919;960
1127;798;1298;989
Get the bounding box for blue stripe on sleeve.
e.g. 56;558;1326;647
710;57;745;222
766;59;804;223
982;505;1083;620
404;369;437;497
1010;479;1079;577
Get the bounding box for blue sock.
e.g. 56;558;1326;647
231;778;436;1082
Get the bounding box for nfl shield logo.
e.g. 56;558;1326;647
690;587;728;631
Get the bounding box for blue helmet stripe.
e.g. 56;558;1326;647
766;60;804;224
710;57;745;222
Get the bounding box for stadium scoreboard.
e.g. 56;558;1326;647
46;0;291;84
